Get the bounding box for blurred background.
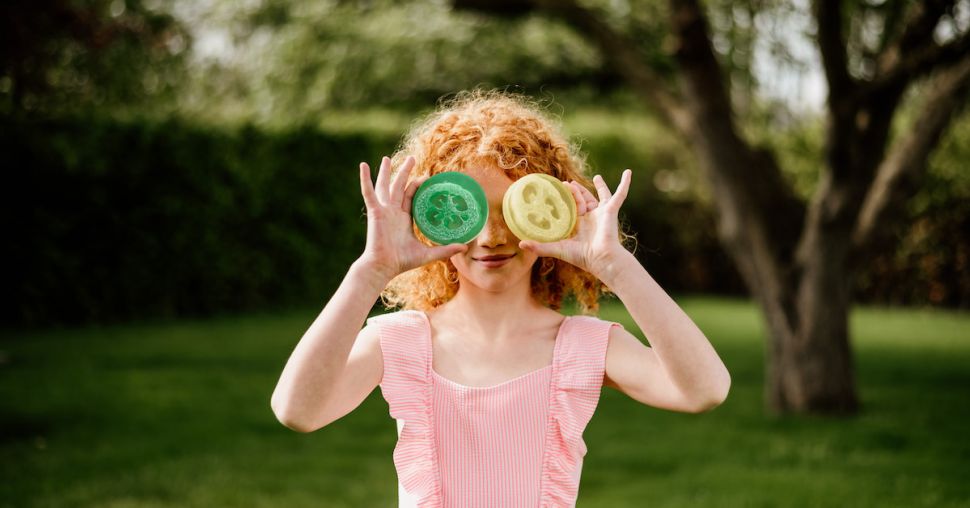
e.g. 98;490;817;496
1;0;967;506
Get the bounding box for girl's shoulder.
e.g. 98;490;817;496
564;312;620;327
364;309;428;341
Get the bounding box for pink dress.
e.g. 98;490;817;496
367;309;620;507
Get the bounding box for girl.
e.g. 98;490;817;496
271;90;731;507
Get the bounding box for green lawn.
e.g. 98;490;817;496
1;296;967;507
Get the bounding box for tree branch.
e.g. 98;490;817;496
814;0;854;102
851;55;970;256
448;0;533;17
874;0;954;78
814;0;859;184
452;0;693;133
868;29;970;97
535;0;694;132
667;0;734;125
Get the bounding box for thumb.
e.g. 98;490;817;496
428;242;468;262
519;240;557;258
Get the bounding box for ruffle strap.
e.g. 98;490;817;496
540;316;619;506
369;310;442;507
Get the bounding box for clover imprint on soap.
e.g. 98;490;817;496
415;182;480;237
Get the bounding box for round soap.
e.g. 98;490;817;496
503;173;577;243
412;171;489;245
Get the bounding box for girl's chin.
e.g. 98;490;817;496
457;266;530;289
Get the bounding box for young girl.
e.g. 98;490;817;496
271;90;731;507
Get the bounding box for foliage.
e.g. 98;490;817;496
0;0;189;116
2;114;396;327
742;91;970;308
856;110;970;307
840;0;969;81
171;0;608;126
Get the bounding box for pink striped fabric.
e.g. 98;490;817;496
369;309;618;507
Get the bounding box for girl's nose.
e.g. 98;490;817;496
477;212;510;247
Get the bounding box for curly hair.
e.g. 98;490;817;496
379;89;636;315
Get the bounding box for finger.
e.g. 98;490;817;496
567;181;587;215
375;156;392;204
607;169;632;210
593;174;612;202
360;162;379;210
402;175;431;213
427;243;468;262
519;240;563;260
575;179;598;207
390;156;415;205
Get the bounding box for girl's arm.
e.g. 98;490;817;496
597;252;731;412
271;156;466;432
519;170;730;413
270;259;390;432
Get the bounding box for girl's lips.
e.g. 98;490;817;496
474;254;515;268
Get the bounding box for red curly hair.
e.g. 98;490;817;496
379;89;634;315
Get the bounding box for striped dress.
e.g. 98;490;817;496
367;309;620;507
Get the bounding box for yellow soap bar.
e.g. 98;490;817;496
503;173;577;243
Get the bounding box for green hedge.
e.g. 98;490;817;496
4;116;396;327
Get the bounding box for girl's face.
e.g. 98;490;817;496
449;166;539;293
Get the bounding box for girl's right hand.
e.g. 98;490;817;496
357;155;468;283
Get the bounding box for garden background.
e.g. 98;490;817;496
1;1;968;506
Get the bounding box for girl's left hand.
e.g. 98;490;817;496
518;169;633;279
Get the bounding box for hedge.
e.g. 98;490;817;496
4;116;392;327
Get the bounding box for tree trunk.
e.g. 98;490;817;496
774;217;859;414
681;115;861;415
663;0;862;415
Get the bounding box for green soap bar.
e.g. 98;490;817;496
503;173;577;243
412;171;489;245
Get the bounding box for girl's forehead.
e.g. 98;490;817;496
460;163;518;184
454;166;513;208
462;163;507;178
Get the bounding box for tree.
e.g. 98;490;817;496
0;0;188;116
455;0;970;415
166;0;620;126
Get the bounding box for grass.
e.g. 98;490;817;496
0;296;967;507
